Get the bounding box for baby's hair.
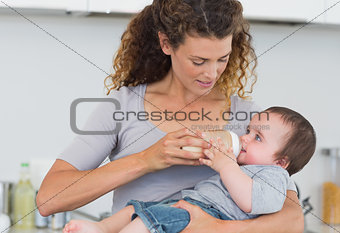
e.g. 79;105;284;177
264;107;316;175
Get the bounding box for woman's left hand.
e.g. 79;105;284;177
172;200;244;233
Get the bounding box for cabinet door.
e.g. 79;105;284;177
239;0;325;23
67;0;88;12
325;0;340;24
88;0;152;14
1;0;68;10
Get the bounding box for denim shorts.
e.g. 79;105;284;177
126;197;231;233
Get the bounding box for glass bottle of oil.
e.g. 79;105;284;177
322;148;340;225
13;163;35;229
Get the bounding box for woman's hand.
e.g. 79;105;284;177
173;191;304;233
172;200;245;233
138;128;211;172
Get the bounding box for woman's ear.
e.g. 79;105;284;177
275;157;290;169
158;31;172;55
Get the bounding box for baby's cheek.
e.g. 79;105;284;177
246;155;259;165
238;154;257;165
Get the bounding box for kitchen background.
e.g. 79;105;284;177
0;0;340;232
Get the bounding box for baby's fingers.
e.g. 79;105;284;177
199;158;213;167
203;149;214;160
217;137;228;150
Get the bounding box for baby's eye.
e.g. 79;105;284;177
246;129;250;134
255;134;261;142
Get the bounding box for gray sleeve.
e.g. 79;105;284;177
249;167;290;215
58;100;118;171
287;179;297;192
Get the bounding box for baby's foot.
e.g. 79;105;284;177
63;220;105;233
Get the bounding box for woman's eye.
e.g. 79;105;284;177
193;61;205;66
255;135;261;142
219;59;228;63
246;129;250;134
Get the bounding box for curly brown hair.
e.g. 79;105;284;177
105;0;257;108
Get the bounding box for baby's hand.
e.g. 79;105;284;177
200;137;237;173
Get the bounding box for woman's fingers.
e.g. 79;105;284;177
165;156;201;166
167;148;203;160
172;200;224;233
176;136;211;149
171;200;200;214
171;128;200;139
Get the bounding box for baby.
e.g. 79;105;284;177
63;106;316;233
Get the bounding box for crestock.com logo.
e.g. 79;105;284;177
70;98;268;135
70;98;122;135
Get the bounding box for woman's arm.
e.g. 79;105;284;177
37;128;210;216
37;155;149;216
173;190;304;233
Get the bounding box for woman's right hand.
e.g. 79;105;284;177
138;128;211;172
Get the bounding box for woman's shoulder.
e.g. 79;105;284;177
99;84;146;113
107;84;146;100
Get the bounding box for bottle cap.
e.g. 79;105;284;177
21;163;29;167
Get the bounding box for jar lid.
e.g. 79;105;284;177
321;148;340;158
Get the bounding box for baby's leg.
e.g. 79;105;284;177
63;205;134;233
119;217;149;233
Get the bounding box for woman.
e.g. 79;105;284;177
37;0;304;232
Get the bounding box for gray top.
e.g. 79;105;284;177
59;84;264;214
182;165;295;220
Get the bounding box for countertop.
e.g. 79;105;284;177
8;229;61;233
6;214;340;233
7;211;96;233
306;223;340;233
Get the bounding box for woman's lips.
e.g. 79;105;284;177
196;80;213;88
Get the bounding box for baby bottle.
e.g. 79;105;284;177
182;130;241;157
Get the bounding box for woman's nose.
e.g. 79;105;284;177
204;63;218;79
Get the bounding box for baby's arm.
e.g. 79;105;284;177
201;137;253;213
201;138;289;215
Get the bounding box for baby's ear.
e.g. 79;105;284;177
275;156;290;169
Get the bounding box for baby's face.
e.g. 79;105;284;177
237;112;290;167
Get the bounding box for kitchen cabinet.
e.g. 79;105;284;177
83;0;331;25
0;0;68;10
88;0;152;14
67;0;88;12
324;0;340;24
239;0;325;23
1;0;339;25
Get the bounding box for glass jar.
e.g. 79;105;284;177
322;148;340;225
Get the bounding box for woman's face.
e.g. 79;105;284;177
166;34;233;96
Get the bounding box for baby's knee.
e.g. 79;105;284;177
124;205;135;216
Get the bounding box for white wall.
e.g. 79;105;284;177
1;10;339;228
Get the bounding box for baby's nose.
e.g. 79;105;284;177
240;134;248;144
